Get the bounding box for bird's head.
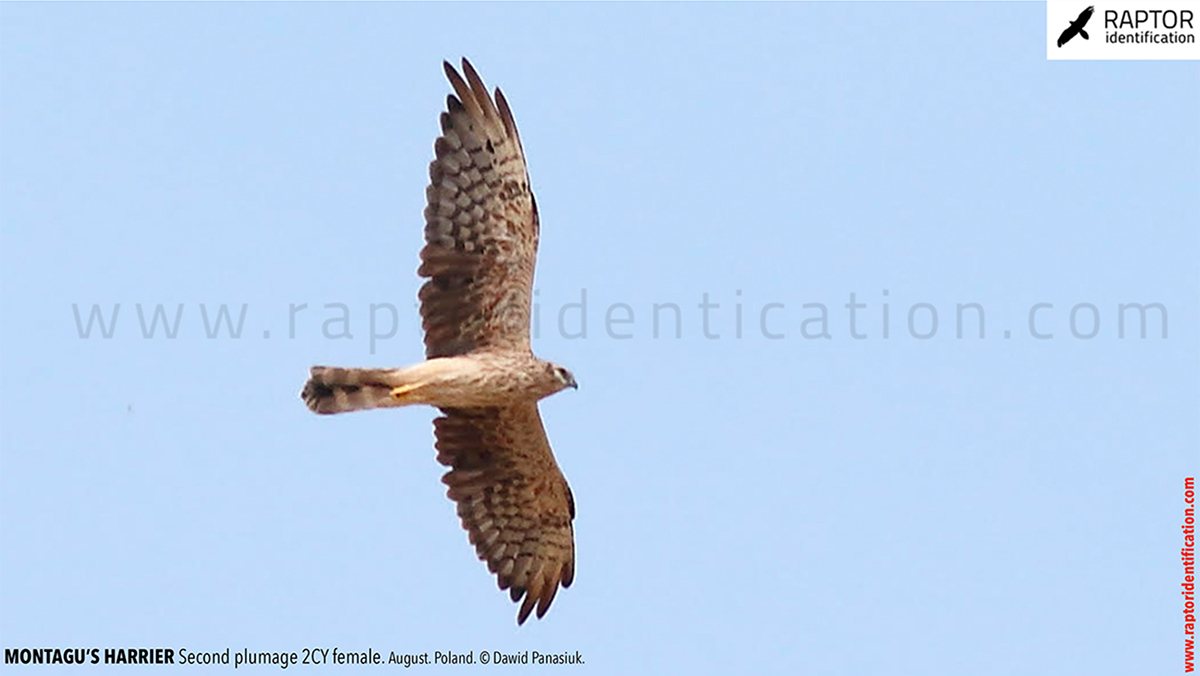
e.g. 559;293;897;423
544;362;578;394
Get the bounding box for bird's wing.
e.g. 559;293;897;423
419;59;538;359
434;403;575;624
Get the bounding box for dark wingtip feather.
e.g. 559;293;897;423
517;593;538;625
461;57;479;85
536;583;558;619
495;88;518;140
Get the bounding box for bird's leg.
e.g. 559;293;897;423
390;382;428;404
385;358;478;406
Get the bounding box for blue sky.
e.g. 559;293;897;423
1;2;1197;674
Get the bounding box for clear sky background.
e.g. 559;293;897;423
2;2;1197;674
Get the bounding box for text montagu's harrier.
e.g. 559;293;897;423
302;59;578;625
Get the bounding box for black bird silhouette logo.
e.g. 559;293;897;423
1057;6;1095;47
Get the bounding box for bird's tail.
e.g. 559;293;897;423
1080;29;1089;40
302;366;415;414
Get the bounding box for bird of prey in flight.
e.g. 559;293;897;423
1057;5;1095;47
302;59;578;625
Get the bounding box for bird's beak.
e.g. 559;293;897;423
568;376;578;390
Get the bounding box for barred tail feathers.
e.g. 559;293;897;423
302;366;413;414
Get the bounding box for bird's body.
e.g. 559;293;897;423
301;59;578;625
305;352;571;413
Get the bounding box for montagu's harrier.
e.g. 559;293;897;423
301;59;577;625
